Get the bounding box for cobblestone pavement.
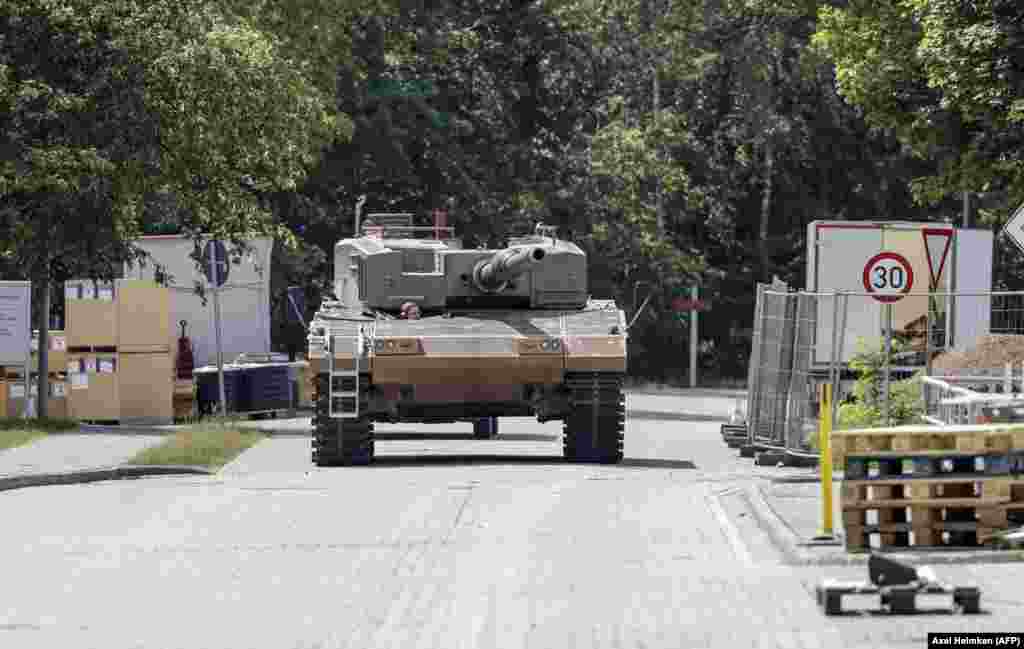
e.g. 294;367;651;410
2;419;1022;648
0;434;164;478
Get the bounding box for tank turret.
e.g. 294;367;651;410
332;222;589;312
473;246;548;292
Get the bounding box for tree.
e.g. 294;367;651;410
0;0;351;415
813;1;1024;213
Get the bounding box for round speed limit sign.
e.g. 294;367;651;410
862;252;914;303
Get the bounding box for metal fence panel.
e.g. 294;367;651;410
747;287;1024;459
784;292;820;453
745;284;766;445
749;289;793;449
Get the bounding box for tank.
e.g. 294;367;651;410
306;217;628;466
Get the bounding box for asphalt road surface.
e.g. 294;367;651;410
2;414;1022;648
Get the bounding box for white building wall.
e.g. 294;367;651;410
124;236;273;368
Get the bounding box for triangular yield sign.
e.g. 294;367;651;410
922;228;953;290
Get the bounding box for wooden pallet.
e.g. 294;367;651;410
816;580;981;615
845;451;1024;480
844;521;1003;550
842;477;1024;506
832;426;1024;460
843;493;1012;550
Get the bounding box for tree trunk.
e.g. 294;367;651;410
36;268;50;419
758;138;774;282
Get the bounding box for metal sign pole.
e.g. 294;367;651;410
25;282;31;417
883;303;892;426
690;285;698;388
210;243;227;417
24;353;30;418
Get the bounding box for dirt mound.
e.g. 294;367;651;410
932;335;1024;371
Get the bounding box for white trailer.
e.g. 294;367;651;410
805;221;993;368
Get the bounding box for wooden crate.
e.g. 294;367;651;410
117;280;170;352
118;351;173;422
66;281;118;348
30;331;68;373
297;362;313;407
67;352;119;420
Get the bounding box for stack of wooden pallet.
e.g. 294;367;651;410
832;425;1024;551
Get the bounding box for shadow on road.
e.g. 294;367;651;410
826;609;992;617
620;458;697;469
629;411;729;423
352;455;698;469
374;432;559;442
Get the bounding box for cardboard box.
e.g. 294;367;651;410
118;352;173;422
31;331;67;373
67;352;119;420
66;281;118;348
117;280;170;352
39;390;67;419
297;362;313;407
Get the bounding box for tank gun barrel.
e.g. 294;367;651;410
474;246;547;291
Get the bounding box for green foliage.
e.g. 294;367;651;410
129;422;264;469
8;0;1020;387
837;338;925;429
0;417;79;432
0;0;356;284
813;0;1024;212
0;417;78;451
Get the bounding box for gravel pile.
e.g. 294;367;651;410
932;335;1024;371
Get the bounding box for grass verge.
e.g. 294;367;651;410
0;417;80;451
128;419;265;470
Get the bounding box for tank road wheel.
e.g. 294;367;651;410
562;372;625;464
312;374;374;466
473;417;498;439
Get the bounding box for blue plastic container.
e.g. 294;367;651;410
245;364;292;412
195;368;247;414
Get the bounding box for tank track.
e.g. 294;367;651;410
312;373;374;466
562;371;625;463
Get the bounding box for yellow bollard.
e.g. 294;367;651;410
817;383;834;539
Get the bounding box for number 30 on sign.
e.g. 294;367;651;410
862;252;914;303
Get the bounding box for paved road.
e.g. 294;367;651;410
1;418;1022;648
0;434;163;478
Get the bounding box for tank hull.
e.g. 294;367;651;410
307;300;627;465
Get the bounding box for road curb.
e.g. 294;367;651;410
743;483;1024;566
0;465;213;493
74;409;728;436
